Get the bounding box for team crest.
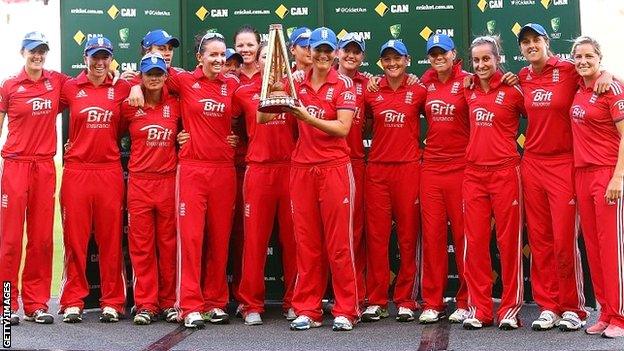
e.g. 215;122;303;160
221;84;227;96
405;91;414;104
107;87;115;100
326;87;334;100
163;105;170;118
44;80;53;91
451;82;460;94
495;91;505;104
552;69;560;83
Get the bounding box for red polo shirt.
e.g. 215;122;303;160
167;67;239;164
464;70;525;166
421;61;470;163
0;68;69;159
570;78;624;167
363;75;427;163
291;69;357;165
346;71;369;161
60;71;131;164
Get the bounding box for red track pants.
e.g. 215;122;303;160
463;164;523;325
290;162;358;322
351;159;366;307
522;156;587;319
127;174;176;314
238;164;297;314
175;162;235;318
229;165;246;303
0;158;54;314
576;166;624;328
365;162;420;310
420;161;468;312
59;164;126;312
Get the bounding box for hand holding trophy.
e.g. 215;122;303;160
258;24;300;113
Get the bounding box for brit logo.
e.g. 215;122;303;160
306;105;326;119
381;109;406;126
531;89;553;107
163;105;170;118
571;105;585;120
199;99;226;115
427;100;456;121
427;83;436;92
26;97;52;114
343;91;356;102
81;106;113;127
552;69;560;83
76;89;87;98
613;99;624;113
405;91;413;104
326;87;334;100
140;124;173;142
474;107;495;126
495;91;505;104
451;82;460;94
44;80;53;91
107;87;115;100
221;84;227;96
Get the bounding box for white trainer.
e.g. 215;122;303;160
531;310;560;331
419;309;445;324
244;312;263;326
448;308;470;323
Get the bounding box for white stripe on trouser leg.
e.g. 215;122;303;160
573;207;587;314
346;163;359;315
174;165;182;314
618;176;624;316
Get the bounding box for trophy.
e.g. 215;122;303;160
258;24;299;113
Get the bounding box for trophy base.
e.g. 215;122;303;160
258;97;298;113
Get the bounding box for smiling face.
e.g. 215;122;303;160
147;44;174;67
257;45;269;73
519;32;549;66
573;43;601;79
471;43;498;81
427;47;455;75
235;32;259;65
311;44;335;71
84;51;112;81
338;42;364;72
141;68;167;91
381;49;408;79
196;40;226;77
22;45;48;72
291;44;312;67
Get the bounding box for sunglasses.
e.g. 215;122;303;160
197;32;225;54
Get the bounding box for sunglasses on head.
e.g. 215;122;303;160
197;32;225;54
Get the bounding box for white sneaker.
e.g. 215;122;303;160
396;307;416;322
99;306;119;323
332;316;353;331
531;310;560;331
205;308;229;324
283;308;297;321
558;311;585;332
244;312;263;326
361;305;389;322
499;317;519;330
448;308;470;323
463;317;484;330
184;312;205;329
419;309;445;324
62;306;82;323
290;315;322;330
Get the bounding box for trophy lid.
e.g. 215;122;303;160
269;24;283;30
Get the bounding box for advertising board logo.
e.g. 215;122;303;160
275;4;308;19
195;6;227;20
390;24;401;39
541;0;569;9
550;17;561;39
108;5;136;19
73;30;86;45
511;22;522;37
375;2;408;16
118;28;130;49
337;30;371;40
196;6;209;20
477;0;503;12
487;20;497;34
420;26;432;40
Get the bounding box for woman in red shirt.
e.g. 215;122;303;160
462;36;526;330
570;36;624;339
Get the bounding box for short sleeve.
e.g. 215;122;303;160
609;83;624;123
336;79;356;111
0;79;8;112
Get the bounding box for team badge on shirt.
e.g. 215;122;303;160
552;69;560;83
356;83;362;96
221;84;227;96
107;87;115;100
44;80;53;91
163;105;170;118
495;91;505;105
589;93;598;104
405;91;413;104
325;87;334;101
451;82;460;94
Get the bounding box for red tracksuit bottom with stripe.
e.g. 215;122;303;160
59;164;126;312
420;161;468;312
238;164;297;314
522;156;587;319
576;166;624;328
463;163;523;324
365;162;420;310
127;174;176;314
351;158;366;307
290;162;359;322
0;158;54;314
229;165;246;303
175;162;235;318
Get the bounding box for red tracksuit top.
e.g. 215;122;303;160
464;70;525;166
570;78;624;167
292;68;357;165
239;71;261;85
60;72;131;164
519;56;578;158
166;67;239;164
346;71;369;161
233;79;296;165
363;75;427;163
421;61;470;163
0;68;69;160
120;92;180;176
